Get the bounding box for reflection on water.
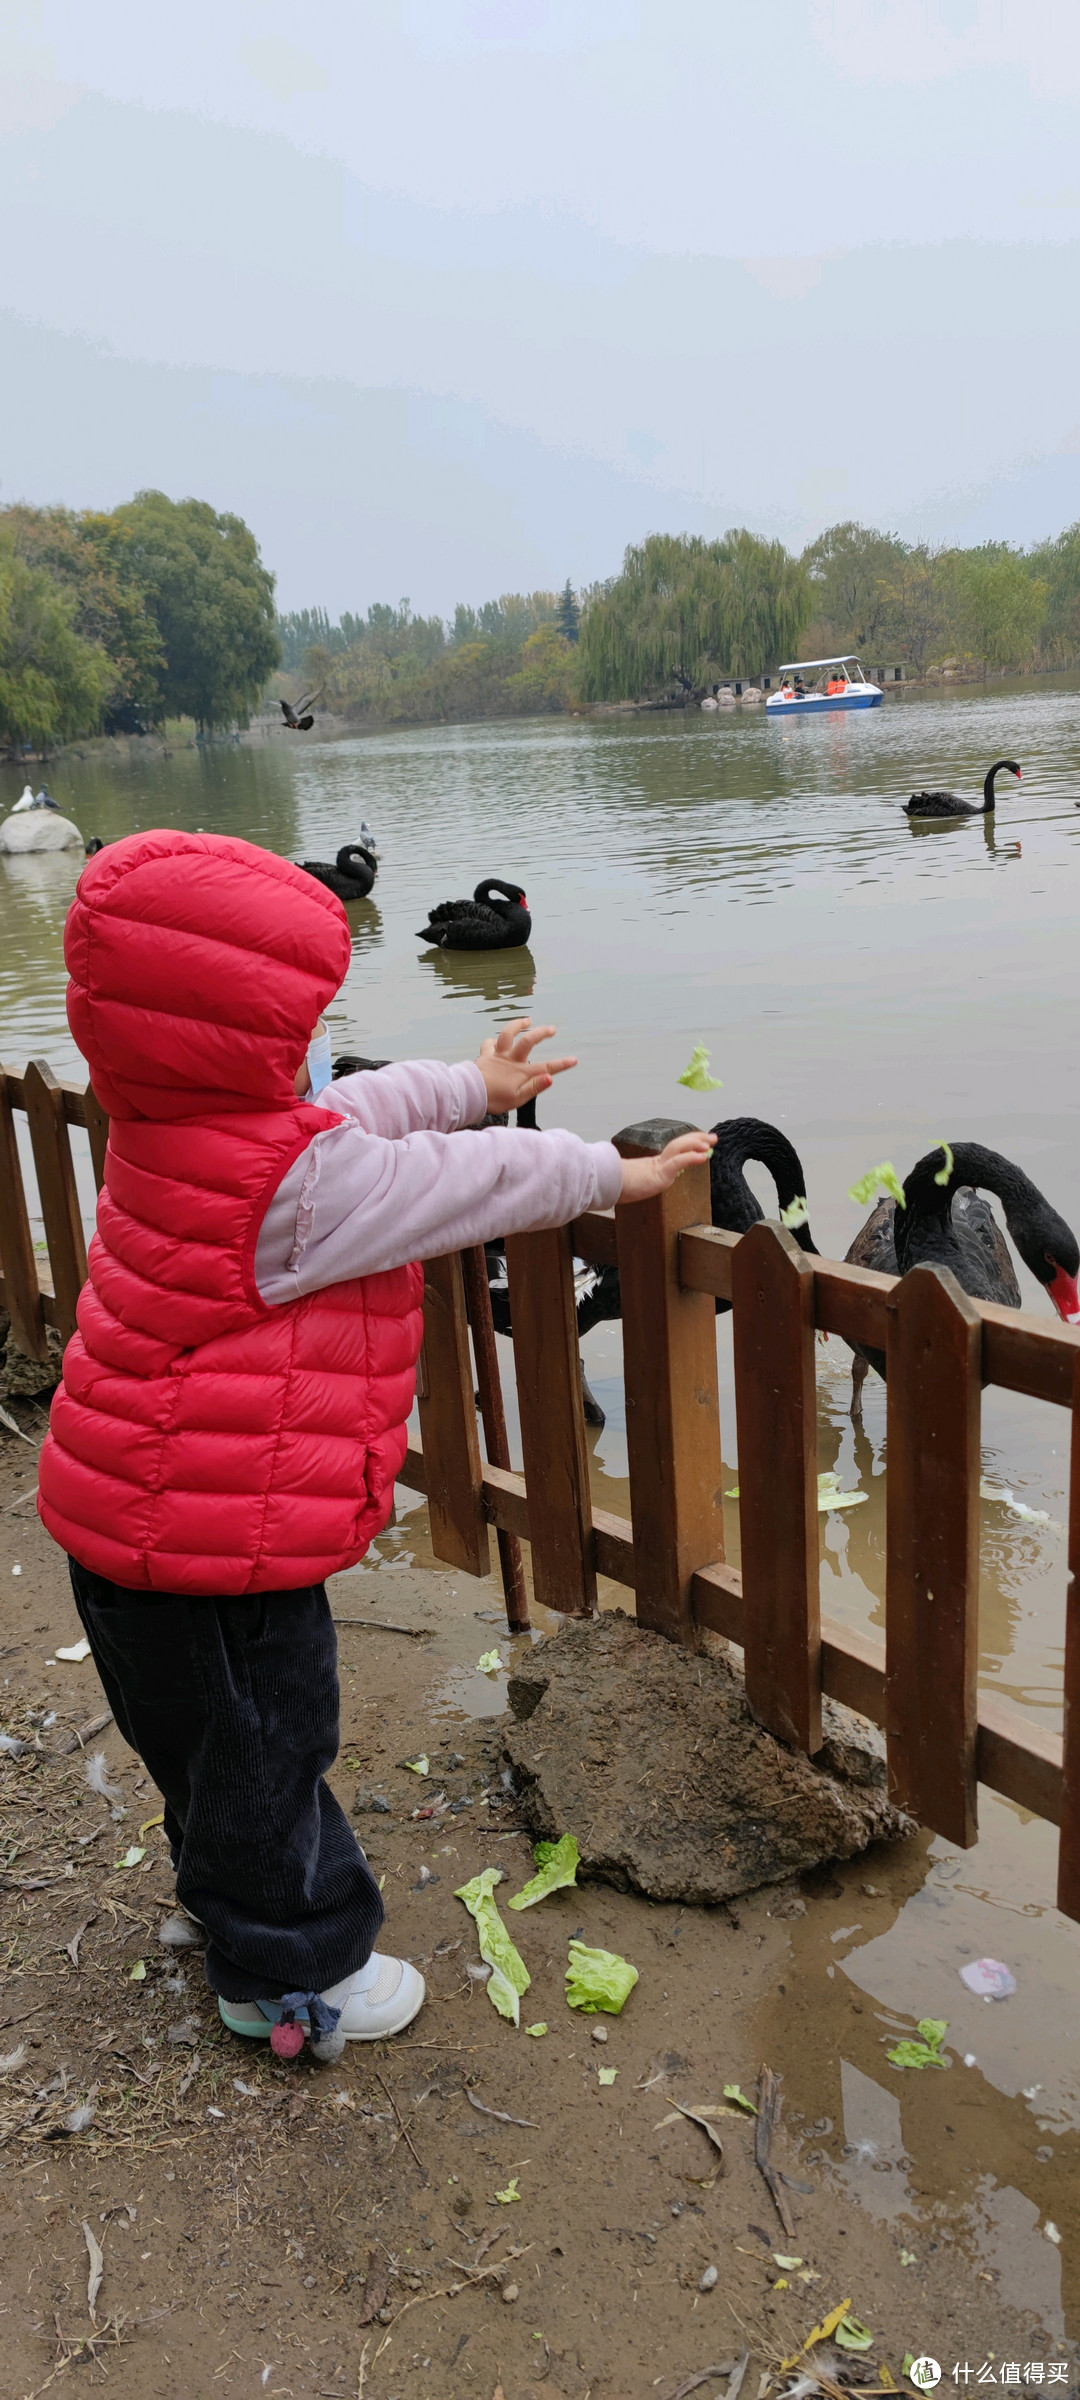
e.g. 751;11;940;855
419;942;538;1013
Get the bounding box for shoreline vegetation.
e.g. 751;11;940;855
5;496;1080;758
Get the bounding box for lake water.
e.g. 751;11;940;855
4;686;1080;2307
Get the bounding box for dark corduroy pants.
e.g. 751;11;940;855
69;1560;384;2003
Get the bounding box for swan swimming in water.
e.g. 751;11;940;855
904;759;1021;821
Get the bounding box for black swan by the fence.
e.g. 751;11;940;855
904;759;1021;821
845;1140;1080;1413
416;879;531;952
298;841;378;901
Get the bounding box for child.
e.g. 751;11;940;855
38;832;714;2056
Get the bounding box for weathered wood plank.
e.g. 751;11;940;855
886;1264;982;1846
732;1222;821;1753
1059;1356;1080;1912
0;1068;91;1127
614;1121;724;1645
83;1082;110;1195
460;1244;530;1632
0;1069;48;1360
569;1210;617;1267
505;1224;597;1618
414;1252;488;1577
22;1059;87;1346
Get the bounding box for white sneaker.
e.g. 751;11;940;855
218;1952;425;2043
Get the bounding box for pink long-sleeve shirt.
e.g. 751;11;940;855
254;1060;623;1303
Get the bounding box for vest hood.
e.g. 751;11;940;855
65;830;352;1120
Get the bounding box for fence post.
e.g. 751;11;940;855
416;1252;489;1577
460;1245;531;1633
83;1081;110;1195
504;1224;597;1619
23;1059;87;1346
885;1263;981;1846
732;1221;821;1753
614;1118;724;1645
1059;1356;1080;1917
0;1068;48;1361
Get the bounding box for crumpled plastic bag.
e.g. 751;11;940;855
456;1867;531;2026
565;1939;638;2016
509;1833;580;1911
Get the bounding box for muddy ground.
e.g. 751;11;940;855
0;1407;1075;2400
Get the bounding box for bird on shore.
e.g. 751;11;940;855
280;689;323;731
904;759;1021;820
297;842;378;901
845;1141;1080;1413
416;879;531;952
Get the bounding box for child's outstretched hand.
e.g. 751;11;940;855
619;1128;717;1202
478;1019;578;1114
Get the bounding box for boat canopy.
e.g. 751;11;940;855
776;655;868;673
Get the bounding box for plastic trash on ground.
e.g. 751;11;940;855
959;1957;1016;2000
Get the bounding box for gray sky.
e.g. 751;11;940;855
6;0;1080;614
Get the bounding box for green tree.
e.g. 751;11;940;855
948;544;1046;677
577;531;809;701
1;504;165;731
112;491;279;731
0;543;113;750
801;520;907;656
557;580;580;644
1029;523;1080;665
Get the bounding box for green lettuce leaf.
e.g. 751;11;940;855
565;1939;639;2016
508;1833;581;1911
835;2314;875;2352
886;2016;949;2070
848;1161;906;1210
779;1196;809;1229
933;1138;955;1187
455;1867;531;2027
677;1042;723;1092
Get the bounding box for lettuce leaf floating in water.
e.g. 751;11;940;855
677;1043;723;1093
565;1939;639;2016
508;1833;581;1911
817;1471;867;1513
476;1650;502;1675
455;1867;531;2027
886;2017;949;2070
848;1161;906;1210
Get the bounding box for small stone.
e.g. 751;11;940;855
352;1789;391;1817
590;2024;608;2044
699;2265;719;2292
501;2281;519;2304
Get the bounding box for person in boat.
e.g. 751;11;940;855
826;668;849;695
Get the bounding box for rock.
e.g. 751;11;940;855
699;2264;719;2291
501;2281;519;2304
2;1327;63;1401
352;1789;391;1816
505;1612;911;1906
0;810;84;853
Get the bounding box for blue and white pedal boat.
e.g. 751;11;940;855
765;655;883;717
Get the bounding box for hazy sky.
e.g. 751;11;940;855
6;0;1080;613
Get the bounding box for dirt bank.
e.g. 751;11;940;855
0;1410;1073;2400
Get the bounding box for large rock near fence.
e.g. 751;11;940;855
504;1611;909;1904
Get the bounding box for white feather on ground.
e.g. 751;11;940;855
84;1750;122;1804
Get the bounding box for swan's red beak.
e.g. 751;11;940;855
1046;1261;1080;1324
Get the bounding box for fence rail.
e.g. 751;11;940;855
2;1063;1078;1919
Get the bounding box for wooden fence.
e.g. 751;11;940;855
2;1065;1079;1922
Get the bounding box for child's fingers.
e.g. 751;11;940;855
531;1053;577;1080
511;1022;557;1060
495;1017;532;1056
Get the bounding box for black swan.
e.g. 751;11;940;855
84;836;105;856
280;688;323;731
904;758;1021;821
297;842;378;901
416;879;531;952
572;1115;819;1352
846;1141;1080;1412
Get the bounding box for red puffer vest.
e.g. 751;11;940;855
38;831;424;1595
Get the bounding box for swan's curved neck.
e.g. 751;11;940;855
900;1141;1040;1247
711;1117;816;1246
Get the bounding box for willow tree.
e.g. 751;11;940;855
577;530;810;700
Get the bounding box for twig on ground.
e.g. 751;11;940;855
332;1616;432;1639
754;2066;796;2239
670;2365;737;2400
374;2070;426;2177
63;1915;97;1969
464;2085;538;2130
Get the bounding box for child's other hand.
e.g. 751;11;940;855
477;1019;578;1115
619;1128;717;1202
